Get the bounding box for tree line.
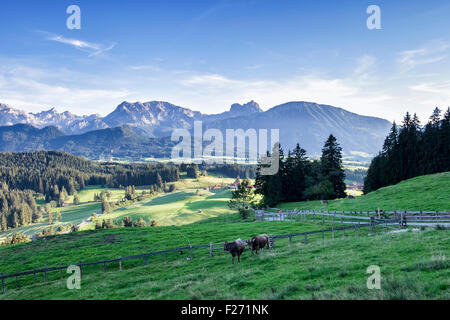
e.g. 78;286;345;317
0;182;38;231
364;107;450;193
255;134;346;207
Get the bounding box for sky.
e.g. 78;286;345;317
1;0;450;123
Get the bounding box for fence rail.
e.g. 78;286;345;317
0;216;393;294
255;209;450;223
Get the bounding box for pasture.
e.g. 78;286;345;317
0;175;237;240
0;220;448;299
278;172;450;212
0;202;101;241
85;188;235;228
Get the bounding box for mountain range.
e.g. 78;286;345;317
0;101;391;160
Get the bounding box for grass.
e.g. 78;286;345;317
86;189;235;228
278;172;450;212
0;223;448;300
0;202;101;241
0;175;236;240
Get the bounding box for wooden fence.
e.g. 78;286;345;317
0;217;391;294
255;209;450;224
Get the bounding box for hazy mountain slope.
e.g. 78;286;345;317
0;100;391;157
0;124;66;152
202;101;391;156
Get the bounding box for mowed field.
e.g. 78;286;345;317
279;172;450;212
0;175;237;241
85;188;235;228
0;217;448;299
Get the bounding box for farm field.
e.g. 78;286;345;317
0;175;237;241
0;220;448;299
84;188;235;228
0;202;101;241
278;172;450;212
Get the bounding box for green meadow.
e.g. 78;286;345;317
278;172;450;212
85;189;235;228
0;220;448;299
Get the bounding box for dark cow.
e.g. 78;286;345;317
224;238;245;264
247;234;269;254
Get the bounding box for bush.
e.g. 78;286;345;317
1;233;31;246
238;208;252;219
133;217;147;228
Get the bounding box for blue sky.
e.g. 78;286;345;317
1;0;450;122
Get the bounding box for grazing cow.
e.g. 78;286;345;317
224;238;245;264
247;234;269;254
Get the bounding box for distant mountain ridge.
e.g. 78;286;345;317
0;100;392;158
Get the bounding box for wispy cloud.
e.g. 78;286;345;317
129;65;161;72
398;40;450;72
0;61;131;115
44;33;116;57
354;55;376;75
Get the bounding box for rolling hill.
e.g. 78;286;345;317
278;172;450;211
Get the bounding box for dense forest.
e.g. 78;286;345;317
0;182;38;231
0;151;179;200
255;135;346;207
364;107;450;193
0;151;180;231
201;163;256;179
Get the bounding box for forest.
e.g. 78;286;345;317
255;135;346;207
364;107;450;193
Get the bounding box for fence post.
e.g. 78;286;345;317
1;273;4;294
269;235;274;249
209;242;213;257
332;216;335;239
370;217;374;233
143;256;147;266
190;245;193;260
44;264;47;283
119;258;122;271
289;236;292;245
78;260;82;278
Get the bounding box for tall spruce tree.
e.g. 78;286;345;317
320;135;346;199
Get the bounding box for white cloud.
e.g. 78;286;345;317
45;33;116;57
354;55;376;74
129;65;161;72
398;41;450;72
0;62;131;115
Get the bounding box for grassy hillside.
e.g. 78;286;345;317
0;175;237;240
0;221;448;299
85;189;234;228
279;172;450;212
